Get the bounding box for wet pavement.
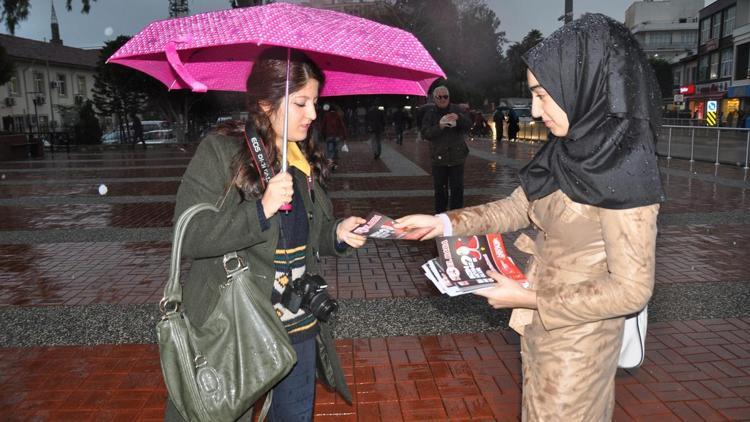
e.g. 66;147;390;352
0;132;749;421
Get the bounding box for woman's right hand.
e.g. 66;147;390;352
261;172;293;218
394;214;444;240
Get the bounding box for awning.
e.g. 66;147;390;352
728;85;750;98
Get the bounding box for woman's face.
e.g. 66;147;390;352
267;79;320;148
527;69;569;137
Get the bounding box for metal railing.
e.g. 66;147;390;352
658;125;750;168
509;121;750;169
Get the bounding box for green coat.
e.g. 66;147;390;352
165;134;351;421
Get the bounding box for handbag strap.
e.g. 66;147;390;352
160;203;219;315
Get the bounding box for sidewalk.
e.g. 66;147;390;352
1;133;749;421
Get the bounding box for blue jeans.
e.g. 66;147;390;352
325;137;339;160
268;336;317;422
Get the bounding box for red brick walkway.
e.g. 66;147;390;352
1;319;748;421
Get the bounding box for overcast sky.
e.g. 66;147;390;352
2;0;714;50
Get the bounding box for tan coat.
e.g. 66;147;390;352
447;187;659;421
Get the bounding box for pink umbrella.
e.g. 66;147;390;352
107;2;445;97
109;3;444;210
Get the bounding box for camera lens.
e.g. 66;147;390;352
309;292;338;322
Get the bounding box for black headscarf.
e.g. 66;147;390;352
519;13;665;209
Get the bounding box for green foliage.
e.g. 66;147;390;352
74;100;102;144
503;29;544;97
1;1;96;34
649;58;674;99
366;0;506;107
0;43;15;86
92;36;152;120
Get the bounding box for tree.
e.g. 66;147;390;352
0;44;14;86
504;29;544;97
93;36;148;142
74;100;102;144
456;0;506;105
649;58;674;99
1;0;96;35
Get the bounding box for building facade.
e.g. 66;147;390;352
0;4;99;135
625;0;703;61
676;0;738;122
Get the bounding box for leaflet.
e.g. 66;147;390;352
353;211;432;240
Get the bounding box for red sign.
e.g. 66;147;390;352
680;85;696;95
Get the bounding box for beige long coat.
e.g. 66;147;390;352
447;187;659;421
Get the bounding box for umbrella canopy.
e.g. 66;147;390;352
108;2;444;97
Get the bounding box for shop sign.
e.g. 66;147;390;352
679;85;696;95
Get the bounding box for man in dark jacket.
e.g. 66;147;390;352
420;86;471;213
366;106;386;159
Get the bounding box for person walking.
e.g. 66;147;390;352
167;47;367;422
396;14;664;421
506;108;520;142
130;113;145;149
366;105;385;159
420;85;471;213
320;103;347;169
392;107;407;145
492;107;506;142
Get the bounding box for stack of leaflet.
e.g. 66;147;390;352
422;234;528;297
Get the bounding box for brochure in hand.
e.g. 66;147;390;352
421;234;528;296
353;211;432;240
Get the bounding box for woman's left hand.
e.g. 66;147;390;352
473;270;537;309
336;216;367;248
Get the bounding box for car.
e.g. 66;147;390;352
101;130;123;144
513;106;532;122
144;128;177;144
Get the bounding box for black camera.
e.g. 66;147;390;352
280;274;338;322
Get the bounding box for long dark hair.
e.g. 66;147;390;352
218;47;329;200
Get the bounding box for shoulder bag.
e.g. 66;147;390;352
158;203;297;421
618;305;647;369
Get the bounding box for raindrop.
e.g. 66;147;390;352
0;174;4;180
104;26;114;37
732;241;737;246
98;184;108;195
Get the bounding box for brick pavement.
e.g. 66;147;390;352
1;133;749;420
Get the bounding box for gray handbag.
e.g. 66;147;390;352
158;203;296;421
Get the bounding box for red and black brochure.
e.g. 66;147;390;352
353;211;432;240
422;234;528;296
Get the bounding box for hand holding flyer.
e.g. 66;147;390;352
422;234;528;296
353;211;432;240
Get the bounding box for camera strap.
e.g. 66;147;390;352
243;124;274;190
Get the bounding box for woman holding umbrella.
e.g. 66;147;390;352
395;14;664;420
168;47;366;421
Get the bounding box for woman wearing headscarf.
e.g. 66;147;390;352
396;14;665;420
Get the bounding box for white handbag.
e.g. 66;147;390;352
618;305;647;369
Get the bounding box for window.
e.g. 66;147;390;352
648;32;671;47
723;7;735;38
710;52;720;79
33;71;45;94
699;55;710;80
673;68;682;85
711;14;721;39
76;75;86;95
721;48;733;78
700;17;710;44
56;74;67;97
686;63;697;84
680;31;697;46
7;74;19;96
